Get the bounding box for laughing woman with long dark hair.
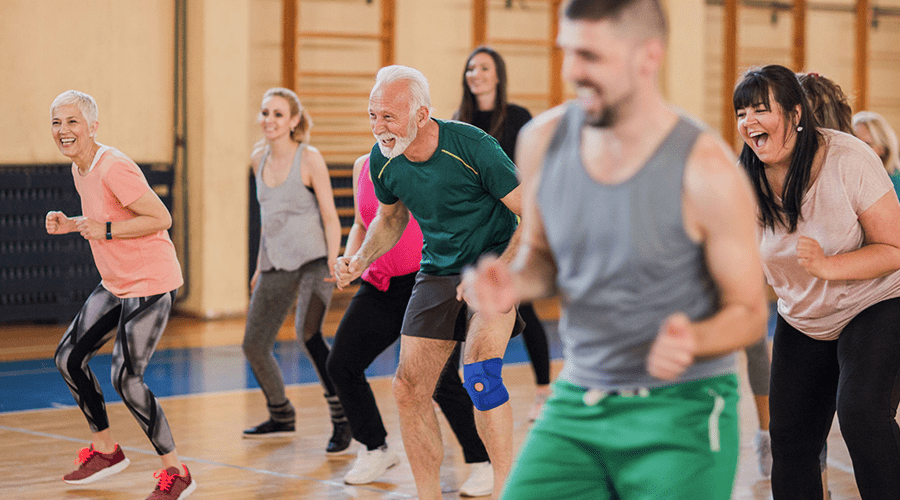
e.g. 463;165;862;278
733;64;900;500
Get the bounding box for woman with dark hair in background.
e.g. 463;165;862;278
453;46;552;421
734;64;900;500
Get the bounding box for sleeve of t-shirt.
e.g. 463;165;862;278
369;147;399;205
104;158;151;208
476;137;519;200
844;141;893;216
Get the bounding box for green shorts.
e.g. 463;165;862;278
502;374;740;500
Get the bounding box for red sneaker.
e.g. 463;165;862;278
63;444;130;484
146;464;197;500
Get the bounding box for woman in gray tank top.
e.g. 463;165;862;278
241;88;349;452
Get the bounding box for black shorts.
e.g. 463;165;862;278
401;272;524;342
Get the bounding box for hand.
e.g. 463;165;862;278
334;255;365;289
796;235;832;279
322;256;338;286
456;255;516;320
647;313;697;381
45;211;71;235
74;217;105;240
250;269;260;291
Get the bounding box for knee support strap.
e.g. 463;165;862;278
463;357;509;411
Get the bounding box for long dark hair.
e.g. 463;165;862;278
733;65;821;232
452;46;509;141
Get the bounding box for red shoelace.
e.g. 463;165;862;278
153;468;177;492
75;446;98;465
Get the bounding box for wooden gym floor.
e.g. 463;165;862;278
0;295;871;499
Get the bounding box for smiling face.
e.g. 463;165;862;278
259;95;300;142
369;81;419;158
736;89;800;170
465;52;500;102
51;104;97;161
557;17;641;128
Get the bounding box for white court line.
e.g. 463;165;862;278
0;423;414;498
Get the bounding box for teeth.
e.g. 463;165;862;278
749;131;763;138
61;138;75;144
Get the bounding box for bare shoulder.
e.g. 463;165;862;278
684;131;756;232
352;154;368;179
301;144;328;171
516;104;568;176
685;131;744;196
250;143;267;174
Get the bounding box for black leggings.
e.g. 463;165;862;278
326;273;489;463
769;297;900;500
519;302;551;386
55;284;178;455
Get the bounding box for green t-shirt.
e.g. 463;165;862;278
370;119;519;275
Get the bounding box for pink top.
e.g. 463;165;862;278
358;157;423;291
759;130;900;340
72;146;183;298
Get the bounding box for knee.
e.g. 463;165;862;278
392;371;428;409
463;358;509;411
325;352;346;385
242;336;263;360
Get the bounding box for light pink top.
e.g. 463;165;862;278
72;146;183;298
358;157;423;291
759;130;900;340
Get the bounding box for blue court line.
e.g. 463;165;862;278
0;323;564;414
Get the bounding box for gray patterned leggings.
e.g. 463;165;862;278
55;284;178;455
242;258;340;422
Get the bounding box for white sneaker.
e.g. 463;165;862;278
755;430;772;478
343;445;400;485
459;461;493;497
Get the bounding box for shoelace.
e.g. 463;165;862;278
153;469;177;492
75;446;98;465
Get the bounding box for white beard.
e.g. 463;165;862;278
375;121;418;158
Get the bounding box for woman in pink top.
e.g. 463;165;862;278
45;90;194;499
325;155;493;496
734;65;900;500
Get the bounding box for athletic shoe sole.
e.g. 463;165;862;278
173;479;198;499
63;457;131;485
242;431;295;439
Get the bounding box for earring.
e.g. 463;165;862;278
796;126;803;132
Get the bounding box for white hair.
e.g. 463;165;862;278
853;111;900;175
372;65;432;117
50;90;98;125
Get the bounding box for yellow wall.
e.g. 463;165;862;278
0;0;174;164
2;0;899;319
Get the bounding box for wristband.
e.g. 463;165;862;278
106;221;112;240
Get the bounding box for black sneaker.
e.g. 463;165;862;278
326;422;353;453
242;419;295;439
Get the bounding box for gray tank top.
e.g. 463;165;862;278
538;103;735;390
256;144;327;271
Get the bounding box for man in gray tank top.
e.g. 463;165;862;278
459;1;768;499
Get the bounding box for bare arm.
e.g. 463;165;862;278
342;155;369;258
334;193;409;288
649;132;769;379
797;190;900;280
72;189;172;241
303;145;342;278
250;148;265;289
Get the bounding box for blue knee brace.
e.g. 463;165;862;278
463;358;509;411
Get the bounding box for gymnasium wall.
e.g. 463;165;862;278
1;0;899;318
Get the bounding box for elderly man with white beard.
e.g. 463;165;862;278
334;65;523;500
